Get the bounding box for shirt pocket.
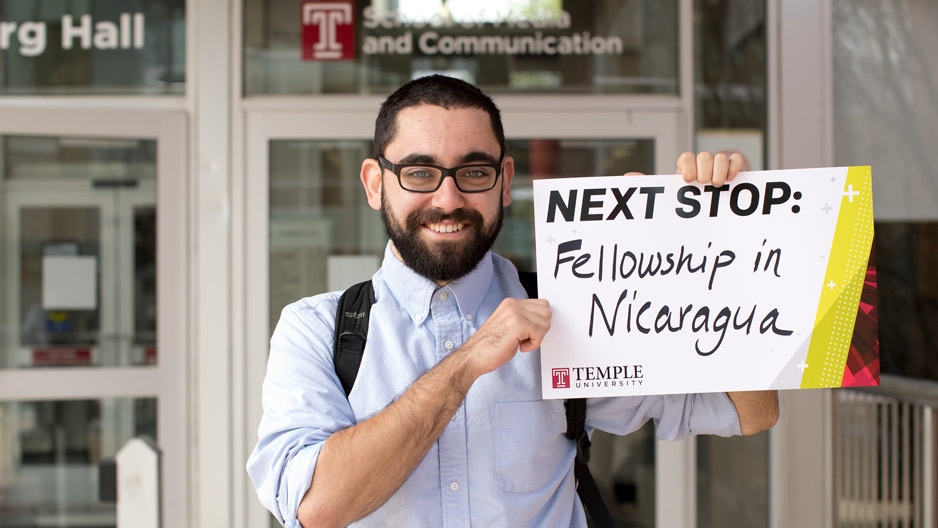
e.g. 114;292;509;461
491;400;569;493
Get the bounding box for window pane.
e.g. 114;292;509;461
590;423;656;526
245;0;677;95
833;0;938;382
268;140;383;334
694;0;766;171
0;1;185;95
833;0;938;220
0;398;156;527
873;223;938;381
697;434;769;528
0;137;158;368
134;206;157;357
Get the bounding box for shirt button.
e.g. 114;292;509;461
444;340;454;350
449;481;459;492
438;292;448;301
466;314;473;321
415;314;424;322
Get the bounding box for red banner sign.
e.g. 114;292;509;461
33;348;92;366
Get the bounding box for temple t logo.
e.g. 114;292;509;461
552;368;571;389
301;1;355;61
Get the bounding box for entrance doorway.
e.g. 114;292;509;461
0;110;188;528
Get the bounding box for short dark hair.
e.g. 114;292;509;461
373;75;505;160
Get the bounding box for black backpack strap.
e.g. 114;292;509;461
518;270;538;299
332;280;375;397
332;272;614;526
565;398;615;527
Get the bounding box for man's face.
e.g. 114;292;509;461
378;183;504;283
361;105;514;283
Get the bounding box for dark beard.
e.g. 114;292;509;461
380;194;503;283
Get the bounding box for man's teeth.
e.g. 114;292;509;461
428;223;465;233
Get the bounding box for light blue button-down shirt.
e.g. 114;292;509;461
248;244;741;527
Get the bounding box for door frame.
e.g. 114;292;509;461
0;108;189;527
241;101;695;526
4;186;120;369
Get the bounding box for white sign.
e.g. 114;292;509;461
327;254;380;291
42;255;97;310
533;167;876;399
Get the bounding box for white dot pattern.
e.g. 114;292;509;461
818;168;873;388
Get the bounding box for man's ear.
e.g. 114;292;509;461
501;156;515;207
361;158;383;211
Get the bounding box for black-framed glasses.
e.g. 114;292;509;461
377;154;504;193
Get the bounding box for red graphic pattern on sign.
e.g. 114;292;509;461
842;262;880;387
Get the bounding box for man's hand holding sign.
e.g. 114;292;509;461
534;152;876;434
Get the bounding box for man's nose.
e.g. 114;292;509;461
431;175;466;211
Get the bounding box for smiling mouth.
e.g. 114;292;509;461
427;222;466;234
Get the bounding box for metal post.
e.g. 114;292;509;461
923;407;935;528
116;436;161;528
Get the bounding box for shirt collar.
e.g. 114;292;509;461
377;242;494;326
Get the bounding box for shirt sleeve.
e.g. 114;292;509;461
585;392;742;440
246;297;356;527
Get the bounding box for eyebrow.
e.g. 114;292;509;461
457;151;500;164
396;150;500;166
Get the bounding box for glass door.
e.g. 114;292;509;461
5;179;157;369
0;110;187;528
243;101;691;527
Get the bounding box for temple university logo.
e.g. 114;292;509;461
552;368;570;389
301;1;355;61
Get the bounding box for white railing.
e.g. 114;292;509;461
836;375;936;527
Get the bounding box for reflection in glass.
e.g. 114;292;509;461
871;223;938;381
693;0;767;132
267;140;382;334
18;208;101;349
134;207;157;357
697;434;769;528
590;422;657;527
693;0;766;171
0;398;156;528
0;137;157;368
245;0;678;95
3;137;157;183
833;0;938;219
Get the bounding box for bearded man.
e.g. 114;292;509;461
247;75;778;528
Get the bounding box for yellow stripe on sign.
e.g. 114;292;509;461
801;167;874;388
